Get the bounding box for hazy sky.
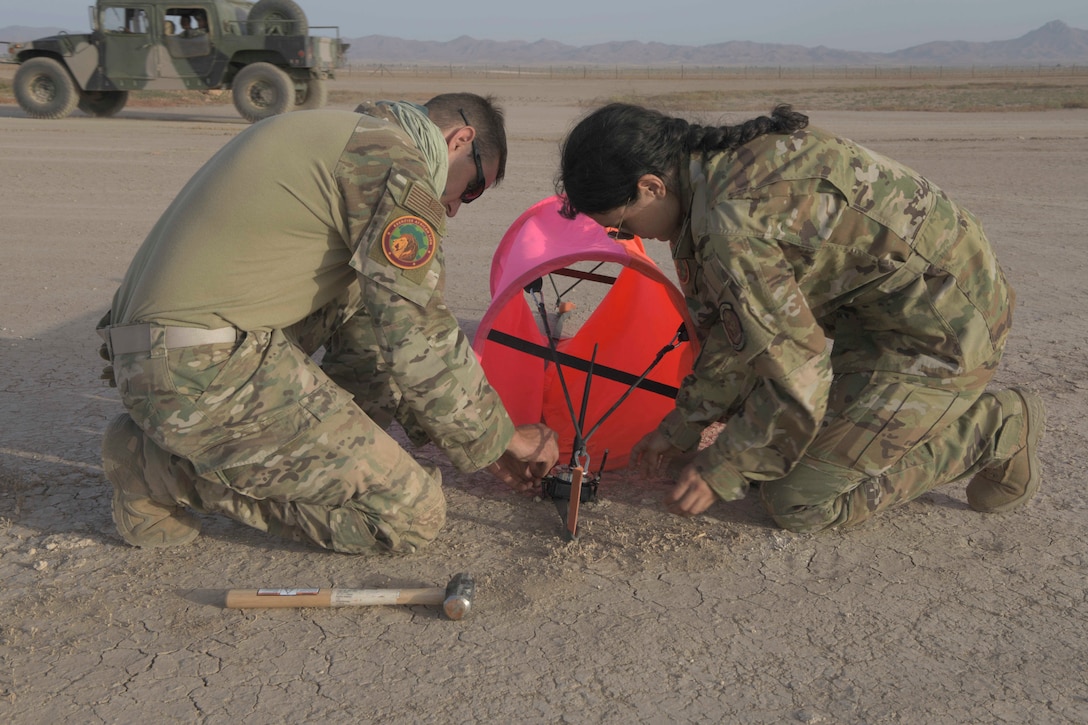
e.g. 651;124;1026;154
2;0;1085;52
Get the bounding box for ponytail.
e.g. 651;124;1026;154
684;104;808;155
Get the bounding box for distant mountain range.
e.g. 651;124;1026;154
3;20;1086;66
340;20;1088;66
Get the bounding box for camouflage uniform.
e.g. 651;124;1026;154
660;127;1028;532
98;107;514;553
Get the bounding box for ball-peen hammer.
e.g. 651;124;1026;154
225;572;476;620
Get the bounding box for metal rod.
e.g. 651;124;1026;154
581;329;684;445
531;289;584;445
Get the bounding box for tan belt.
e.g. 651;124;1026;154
105;323;239;355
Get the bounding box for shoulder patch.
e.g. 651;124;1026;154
719;302;745;351
675;259;692;287
381;215;437;270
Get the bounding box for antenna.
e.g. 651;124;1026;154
531;275;689;540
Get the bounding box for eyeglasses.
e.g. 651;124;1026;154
606;200;634;239
458;109;486;204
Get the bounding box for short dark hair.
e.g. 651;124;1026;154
426;92;508;186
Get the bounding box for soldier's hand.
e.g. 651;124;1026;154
664;465;717;517
509;423;560;475
487;423;560;493
631;429;683;474
486;457;536;492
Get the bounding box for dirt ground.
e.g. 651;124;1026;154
2;67;1087;723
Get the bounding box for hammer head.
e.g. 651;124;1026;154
442;572;475;620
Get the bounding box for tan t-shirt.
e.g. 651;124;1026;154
114;109;424;330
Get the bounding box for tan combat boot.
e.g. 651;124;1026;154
966;388;1046;513
103;414;201;548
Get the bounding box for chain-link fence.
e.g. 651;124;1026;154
341;64;1087;81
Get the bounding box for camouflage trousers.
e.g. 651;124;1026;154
103;318;445;554
759;352;1028;532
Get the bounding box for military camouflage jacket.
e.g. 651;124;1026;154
109;108;513;472
660;127;1012;500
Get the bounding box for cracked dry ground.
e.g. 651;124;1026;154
2;74;1087;723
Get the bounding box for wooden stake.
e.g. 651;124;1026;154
566;465;583;540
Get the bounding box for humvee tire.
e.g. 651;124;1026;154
249;0;309;36
78;90;130;118
14;57;80;119
296;78;327;110
232;62;295;123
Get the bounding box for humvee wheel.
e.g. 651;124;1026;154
295;78;327;110
78;90;129;118
249;0;308;36
14;57;80;119
232;62;295;123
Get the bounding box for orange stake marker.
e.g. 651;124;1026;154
566;465;584;540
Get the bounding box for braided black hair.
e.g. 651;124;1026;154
557;103;808;218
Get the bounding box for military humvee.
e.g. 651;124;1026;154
5;0;345;122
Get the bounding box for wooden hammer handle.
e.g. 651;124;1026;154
225;587;445;609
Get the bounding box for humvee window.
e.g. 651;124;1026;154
165;8;209;37
164;7;212;58
103;7;151;34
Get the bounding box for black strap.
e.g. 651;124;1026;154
485;329;679;399
549;268;616;284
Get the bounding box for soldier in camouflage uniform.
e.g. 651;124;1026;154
98;93;559;553
556;103;1045;532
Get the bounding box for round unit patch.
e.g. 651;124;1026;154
382;215;437;270
675;259;692;287
719;302;745;351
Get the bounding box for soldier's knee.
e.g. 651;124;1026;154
329;466;447;554
385;464;446;552
760;463;853;533
388;498;446;553
761;487;835;533
766;505;837;533
328;498;445;554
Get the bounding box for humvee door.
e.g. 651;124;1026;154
159;7;216;81
100;5;156;83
